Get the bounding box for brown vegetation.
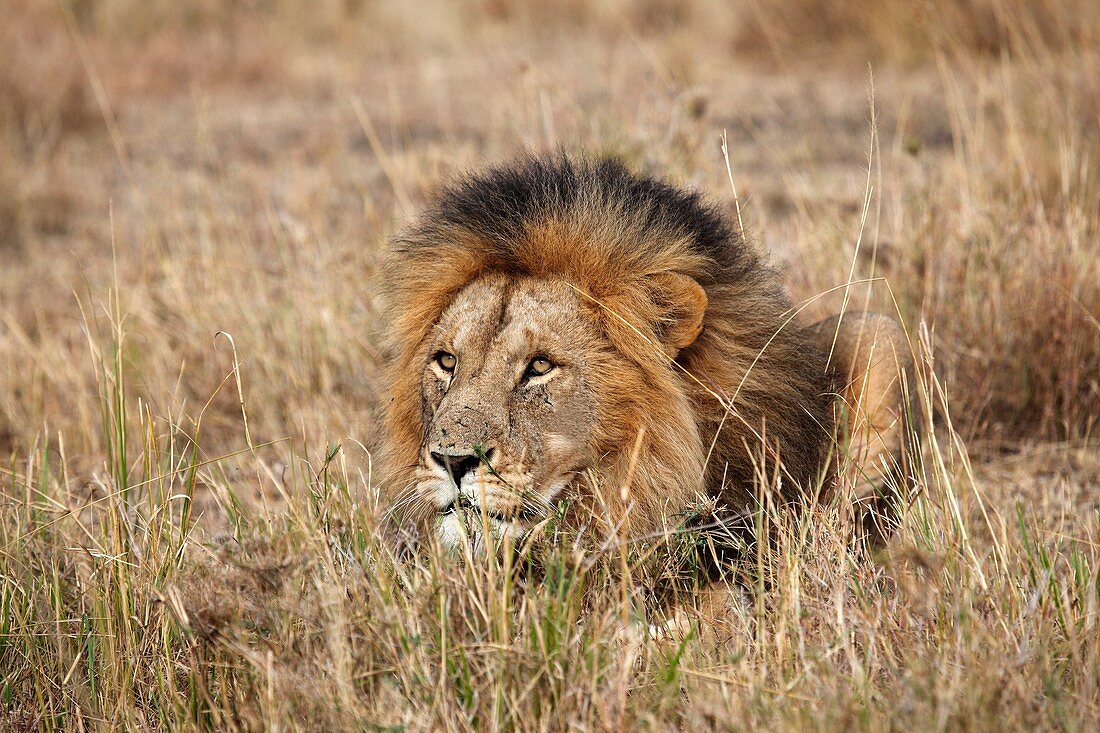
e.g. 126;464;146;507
1;0;1097;730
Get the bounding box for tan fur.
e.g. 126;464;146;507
809;313;918;545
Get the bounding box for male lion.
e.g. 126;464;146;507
379;155;915;563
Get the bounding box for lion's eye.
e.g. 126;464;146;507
435;351;457;373
525;356;554;378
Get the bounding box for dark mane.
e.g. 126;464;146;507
428;154;738;263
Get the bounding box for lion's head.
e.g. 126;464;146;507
380;155;844;552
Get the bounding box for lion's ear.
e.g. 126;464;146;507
651;272;708;354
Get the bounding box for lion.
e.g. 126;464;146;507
379;154;916;566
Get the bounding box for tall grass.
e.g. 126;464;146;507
3;309;1098;728
768;0;1100;441
1;0;1098;729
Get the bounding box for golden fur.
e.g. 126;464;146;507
379;154;913;553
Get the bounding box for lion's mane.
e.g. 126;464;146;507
381;154;835;534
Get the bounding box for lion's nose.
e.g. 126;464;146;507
430;448;493;487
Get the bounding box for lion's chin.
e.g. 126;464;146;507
437;509;524;553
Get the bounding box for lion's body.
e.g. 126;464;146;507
380;155;912;552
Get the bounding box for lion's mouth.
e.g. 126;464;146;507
439;502;508;523
438;496;542;524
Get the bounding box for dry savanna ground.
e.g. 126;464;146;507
2;0;1099;730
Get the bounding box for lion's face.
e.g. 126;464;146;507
415;273;610;549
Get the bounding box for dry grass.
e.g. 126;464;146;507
737;0;1099;64
1;0;1098;730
